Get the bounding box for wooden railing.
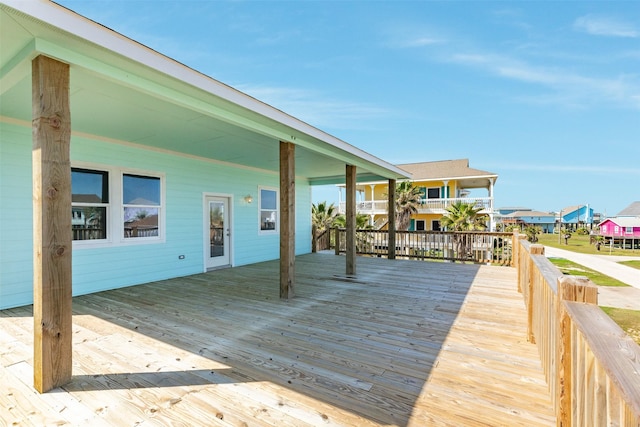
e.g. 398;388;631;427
326;229;512;265
515;234;640;426
338;197;492;214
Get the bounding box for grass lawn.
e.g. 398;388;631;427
601;307;640;346
535;233;640;347
546;258;629;287
620;260;640;270
537;232;640;256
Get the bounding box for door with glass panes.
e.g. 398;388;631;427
205;196;230;269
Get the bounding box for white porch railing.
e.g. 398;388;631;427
338;197;493;214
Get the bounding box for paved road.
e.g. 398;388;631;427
544;246;640;310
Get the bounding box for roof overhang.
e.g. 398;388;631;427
0;0;409;185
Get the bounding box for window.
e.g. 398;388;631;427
72;168;108;241
432;220;441;231
427;188;440;199
625;227;633;234
415;220;426;231
259;187;278;232
123;174;161;238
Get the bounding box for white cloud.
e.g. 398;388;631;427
235;84;393;130
574;15;639;38
449;53;640;110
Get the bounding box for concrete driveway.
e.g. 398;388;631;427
544;246;640;310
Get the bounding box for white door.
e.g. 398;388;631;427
205;195;231;270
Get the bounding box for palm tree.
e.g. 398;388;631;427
440;201;488;260
311;201;338;232
440;201;487;231
333;213;372;229
392;181;422;230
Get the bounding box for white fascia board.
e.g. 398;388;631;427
2;0;407;180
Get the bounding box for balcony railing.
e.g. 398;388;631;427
338;197;493;214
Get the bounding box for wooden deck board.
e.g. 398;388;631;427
0;253;555;426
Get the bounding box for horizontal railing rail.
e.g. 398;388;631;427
328;229;512;265
338;197;492;214
515;235;640;426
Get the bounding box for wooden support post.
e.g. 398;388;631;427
526;244;545;343
311;224;317;253
279;141;295;299
345;165;356;276
32;55;72;393
387;179;396;260
334;227;340;256
556;275;598;427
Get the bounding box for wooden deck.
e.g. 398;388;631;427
1;253;555;426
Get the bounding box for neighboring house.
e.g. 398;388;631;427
599;217;640;238
598;201;640;249
0;1;408;310
502;210;556;233
558;205;595;230
338;158;498;231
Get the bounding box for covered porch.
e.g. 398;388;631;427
1;253;555;426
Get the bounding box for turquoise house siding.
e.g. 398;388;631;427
0;124;34;308
0;122;311;309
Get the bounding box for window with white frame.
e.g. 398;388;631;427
259;187;278;232
625;227;633;234
71;164;164;246
71;168;109;241
123;173;161;239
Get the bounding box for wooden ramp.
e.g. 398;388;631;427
0;253;555;426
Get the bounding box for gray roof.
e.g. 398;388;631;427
617;201;640;216
603;217;640;227
504;210;555;218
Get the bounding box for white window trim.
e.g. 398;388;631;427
258;185;279;235
71;162;165;249
120;169;165;244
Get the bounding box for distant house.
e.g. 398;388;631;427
559;205;594;230
598;201;640;249
502;210;556;233
337;158;498;231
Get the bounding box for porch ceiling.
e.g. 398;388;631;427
0;1;408;185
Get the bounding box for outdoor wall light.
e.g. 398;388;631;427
244;194;253;204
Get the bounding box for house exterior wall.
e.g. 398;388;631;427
599;220;640;237
368;180;453;201
517;216;555;233
0;121;311;309
562;207;594;224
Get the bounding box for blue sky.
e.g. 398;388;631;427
57;1;639;216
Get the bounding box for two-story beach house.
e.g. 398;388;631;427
338;159;498;231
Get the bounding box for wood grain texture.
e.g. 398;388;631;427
31;55;72;393
387;179;396;260
345;165;356;275
0;254;555;426
279;141;295;299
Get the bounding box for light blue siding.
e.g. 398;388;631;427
0;122;313;309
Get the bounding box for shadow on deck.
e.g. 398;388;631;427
0;253;555;426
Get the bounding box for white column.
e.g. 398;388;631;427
488;178;495;231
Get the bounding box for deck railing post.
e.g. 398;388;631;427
334;228;340;255
527;244;545;344
556;275;598;427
